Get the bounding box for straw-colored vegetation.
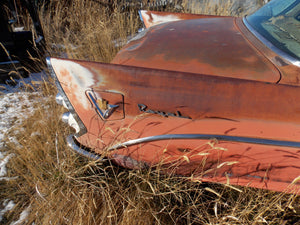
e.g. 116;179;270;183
1;0;300;224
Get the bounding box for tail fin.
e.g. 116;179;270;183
139;10;226;28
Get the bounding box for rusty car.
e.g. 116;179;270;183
47;0;300;193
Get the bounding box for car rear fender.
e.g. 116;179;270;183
139;10;230;28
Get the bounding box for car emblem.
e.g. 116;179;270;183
86;90;121;120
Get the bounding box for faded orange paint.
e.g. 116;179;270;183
51;57;300;194
49;10;300;194
113;18;281;83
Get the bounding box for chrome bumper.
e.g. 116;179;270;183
66;135;102;160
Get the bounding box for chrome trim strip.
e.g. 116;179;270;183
67;135;102;160
87;92;119;119
56;93;64;105
46;57;87;137
56;93;68;109
138;10;144;24
62;112;80;133
243;17;300;67
0;60;20;65
109;134;300;150
62;112;71;124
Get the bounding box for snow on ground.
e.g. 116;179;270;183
0;71;47;224
0;200;15;221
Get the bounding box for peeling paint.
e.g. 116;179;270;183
50;58;96;110
140;10;180;28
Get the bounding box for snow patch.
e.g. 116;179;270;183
0;200;15;222
10;206;31;225
0;153;14;177
0;71;47;223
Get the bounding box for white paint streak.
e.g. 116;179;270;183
151;13;180;24
140;10;180;28
50;58;96;110
0;72;46;222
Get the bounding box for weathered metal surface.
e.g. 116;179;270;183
49;4;300;194
113;17;281;83
50;57;300;193
139;10;228;28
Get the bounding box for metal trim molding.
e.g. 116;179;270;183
109;133;300;150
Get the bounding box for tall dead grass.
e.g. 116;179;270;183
40;0;142;62
1;0;300;224
182;0;235;15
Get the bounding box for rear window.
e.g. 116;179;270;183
246;0;300;60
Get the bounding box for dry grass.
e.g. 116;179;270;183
4;101;300;224
40;0;142;62
182;0;235;15
1;0;300;224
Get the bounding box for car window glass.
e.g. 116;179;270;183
246;0;300;60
